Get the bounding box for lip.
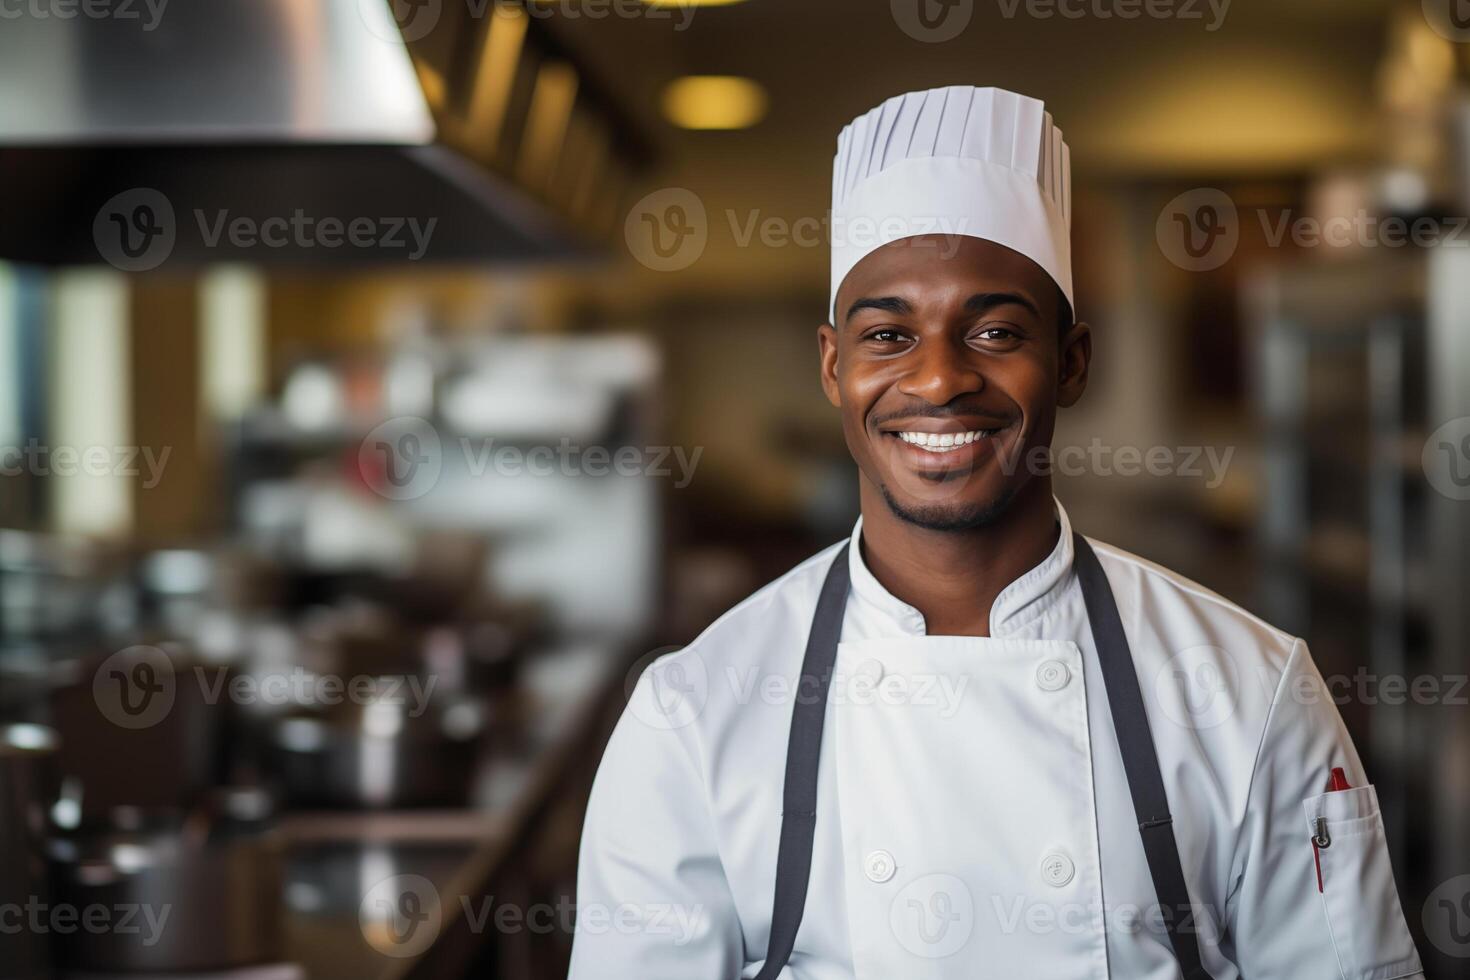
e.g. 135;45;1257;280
876;417;1008;435
876;421;1015;474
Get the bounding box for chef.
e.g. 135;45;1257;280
569;86;1423;979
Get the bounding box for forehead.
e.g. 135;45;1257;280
836;235;1058;321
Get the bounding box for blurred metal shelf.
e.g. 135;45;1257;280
1249;250;1469;974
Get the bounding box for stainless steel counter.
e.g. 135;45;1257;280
274;642;626;980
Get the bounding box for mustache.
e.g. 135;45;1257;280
869;404;1016;428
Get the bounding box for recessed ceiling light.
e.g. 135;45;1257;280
662;75;767;130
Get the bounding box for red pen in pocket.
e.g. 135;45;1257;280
1313;767;1352;892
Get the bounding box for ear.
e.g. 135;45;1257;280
817;322;841;408
1057;320;1091;408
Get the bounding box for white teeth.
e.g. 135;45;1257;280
895;430;994;452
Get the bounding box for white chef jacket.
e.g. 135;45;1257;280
569;502;1423;979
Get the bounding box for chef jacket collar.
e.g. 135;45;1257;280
846;498;1076;638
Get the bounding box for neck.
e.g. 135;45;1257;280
857;478;1060;637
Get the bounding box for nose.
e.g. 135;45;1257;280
896;337;984;405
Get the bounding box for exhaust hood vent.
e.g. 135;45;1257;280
0;0;650;269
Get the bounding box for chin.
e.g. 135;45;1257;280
878;482;1019;532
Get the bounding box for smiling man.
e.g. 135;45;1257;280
570;87;1422;979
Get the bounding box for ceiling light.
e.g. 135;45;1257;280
662;75;767;131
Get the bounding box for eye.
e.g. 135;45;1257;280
862;327;911;345
970;324;1025;347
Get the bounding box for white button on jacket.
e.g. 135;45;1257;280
569;501;1423;979
863;850;896;884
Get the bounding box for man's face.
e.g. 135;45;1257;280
818;235;1090;531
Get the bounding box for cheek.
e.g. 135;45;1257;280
839;364;892;428
992;354;1056;411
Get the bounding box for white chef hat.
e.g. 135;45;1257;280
829;86;1072;322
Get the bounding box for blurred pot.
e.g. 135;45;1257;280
267;678;485;809
46;787;283;973
0;531;112;644
48;642;228;822
0;724;59;980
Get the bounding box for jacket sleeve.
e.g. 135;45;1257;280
568;657;745;979
1225;639;1423;979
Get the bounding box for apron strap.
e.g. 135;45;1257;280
754;532;1213;980
751;549;850;980
1072;532;1212;980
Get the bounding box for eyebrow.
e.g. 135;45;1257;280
844;296;912;322
965;292;1041;318
844;291;1040;324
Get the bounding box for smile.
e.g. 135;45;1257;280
893;429;998;453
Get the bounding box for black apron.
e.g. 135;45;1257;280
752;532;1213;980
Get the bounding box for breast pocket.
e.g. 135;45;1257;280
1302;786;1423;980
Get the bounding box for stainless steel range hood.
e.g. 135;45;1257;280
0;0;643;268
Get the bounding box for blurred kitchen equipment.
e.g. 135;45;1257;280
266;678;486;809
0;724;59;980
0;530;113;643
46;787;284;973
49;643;228;821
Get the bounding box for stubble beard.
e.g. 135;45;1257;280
876;477;1021;532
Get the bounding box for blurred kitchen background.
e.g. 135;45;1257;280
0;0;1468;977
